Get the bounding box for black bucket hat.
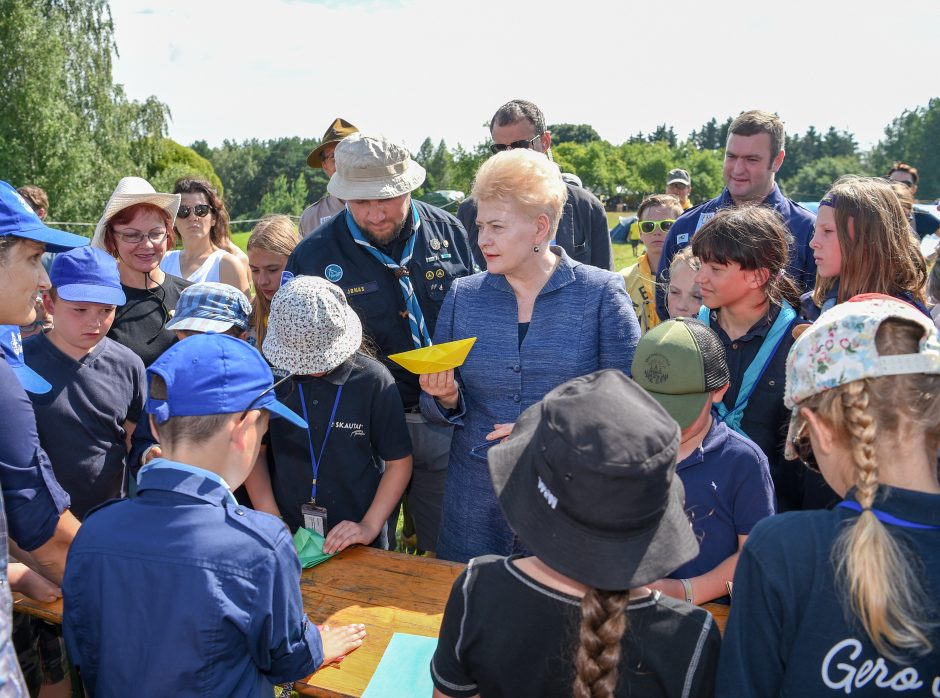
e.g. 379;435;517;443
488;369;698;591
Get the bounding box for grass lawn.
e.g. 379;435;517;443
232;231;251;252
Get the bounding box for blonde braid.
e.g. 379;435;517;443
573;588;631;698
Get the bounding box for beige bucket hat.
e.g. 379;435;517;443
91;177;181;250
327;133;426;201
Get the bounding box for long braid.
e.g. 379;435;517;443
573;588;631;698
831;379;934;661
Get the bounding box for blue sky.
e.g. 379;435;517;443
110;0;939;152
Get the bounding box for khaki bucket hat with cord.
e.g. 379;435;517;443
327;133;426;202
91;177;180;250
306;118;359;169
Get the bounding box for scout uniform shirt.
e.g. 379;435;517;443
286;199;476;408
619;252;660;334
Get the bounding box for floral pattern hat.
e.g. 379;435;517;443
783;293;940;459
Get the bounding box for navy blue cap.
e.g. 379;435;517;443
0;325;51;394
146;333;306;428
49;246;126;306
0;181;89;252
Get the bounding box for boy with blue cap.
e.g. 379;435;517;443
62;334;365;696
25;245;146;519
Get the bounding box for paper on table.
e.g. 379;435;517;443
362;633;437;698
293;527;334;569
387;337;477;375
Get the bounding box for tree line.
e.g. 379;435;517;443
2;0;937;230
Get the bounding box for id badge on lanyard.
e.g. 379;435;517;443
298;383;343;535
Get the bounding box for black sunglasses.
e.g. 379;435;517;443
239;373;296;421
489;135;540;154
177;204;213;219
791;422;819;472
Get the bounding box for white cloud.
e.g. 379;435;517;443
110;0;939;152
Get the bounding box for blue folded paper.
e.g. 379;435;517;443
362;632;438;698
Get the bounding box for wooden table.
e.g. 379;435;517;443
13;547;728;697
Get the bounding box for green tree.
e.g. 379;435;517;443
147;139;223;196
257;173;308;219
870;98;940;200
0;0;169;225
548;123;601;145
782;155;869;201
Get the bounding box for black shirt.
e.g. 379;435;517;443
432;555;720;698
285;200;476;409
266;353;412;535
108;274;191;367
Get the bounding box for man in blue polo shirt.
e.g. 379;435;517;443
0;180;88;692
655;110;816;320
286;133;476;555
632;317;775;606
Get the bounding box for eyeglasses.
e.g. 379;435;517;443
638;219;675;234
489;135;541;154
112;229;168;245
790;421;819;472
239;372;296;422
177;204;213;219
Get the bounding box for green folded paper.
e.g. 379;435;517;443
293;527;335;568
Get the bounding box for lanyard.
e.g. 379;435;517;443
297;383;343;502
836;501;940;531
699;302;796;438
138;458;239;506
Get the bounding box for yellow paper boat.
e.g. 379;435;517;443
388;337;477;374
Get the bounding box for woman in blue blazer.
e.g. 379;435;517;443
421;149;641;562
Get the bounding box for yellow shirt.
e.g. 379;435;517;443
681;199;692;210
619;253;660;334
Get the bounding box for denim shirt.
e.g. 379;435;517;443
63;463;323;697
655;185;817;320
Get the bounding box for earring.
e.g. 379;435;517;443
533;245;540;253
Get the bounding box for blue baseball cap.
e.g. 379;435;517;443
49;246;126;306
146;333;306;428
165;282;251;333
0;325;51;394
0;181;89;252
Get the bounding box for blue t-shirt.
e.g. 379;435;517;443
670;418;775;580
717;486;940;696
63;462;323;696
24;333;146;520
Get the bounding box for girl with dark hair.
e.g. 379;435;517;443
691;205;826;511
431;370;719;698
160;177;250;294
805;175;928;321
718;295;940;696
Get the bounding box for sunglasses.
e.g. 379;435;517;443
177;204;213;219
239;373;296;422
791;421;819;472
638;219;675;234
489;135;540;154
893;179;915;189
113;229;168;245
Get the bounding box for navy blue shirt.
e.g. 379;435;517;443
267;353;412;536
717;486;940;696
286;200;476;409
63;461;323;696
655;185;817;320
670;418;775;580
24;333;146;520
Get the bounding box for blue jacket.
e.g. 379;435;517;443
63;462;323;697
421;249;640;562
655;185;817;320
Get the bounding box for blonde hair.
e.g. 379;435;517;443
573;588;631;698
246;215;299;347
668;246;700;278
813;176;926;307
799;318;940;661
471;149;568;237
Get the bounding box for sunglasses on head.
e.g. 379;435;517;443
791;421;819;472
489;135;540;154
638;219;675;234
177;204;213;219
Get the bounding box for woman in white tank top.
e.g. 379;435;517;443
160;178;250;294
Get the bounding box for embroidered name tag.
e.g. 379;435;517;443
343;281;379;297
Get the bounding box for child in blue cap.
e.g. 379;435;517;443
62;333;366;696
24;245;146;519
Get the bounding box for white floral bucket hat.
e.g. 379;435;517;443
783;293;940;459
262;275;362;375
